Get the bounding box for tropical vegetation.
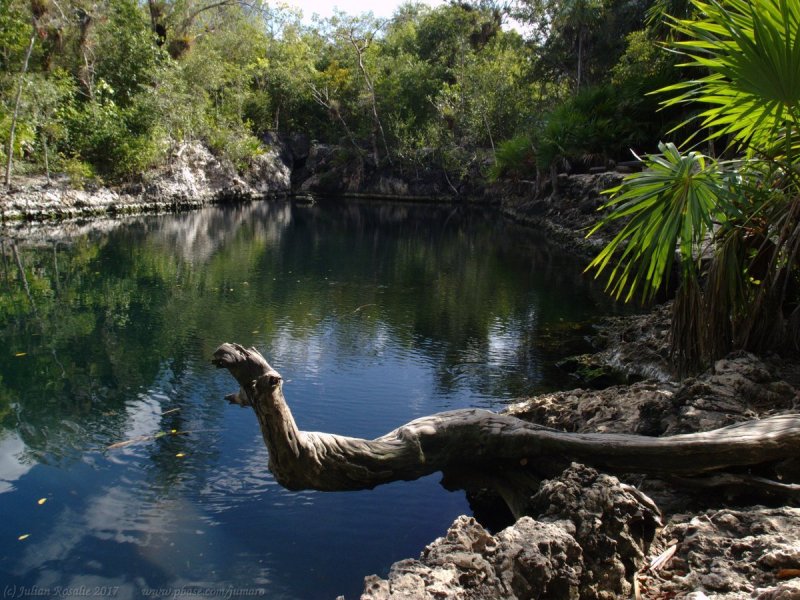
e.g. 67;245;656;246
1;0;682;187
587;0;800;372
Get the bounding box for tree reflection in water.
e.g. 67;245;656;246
0;200;628;598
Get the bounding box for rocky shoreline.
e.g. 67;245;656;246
359;322;800;599
352;177;800;599
0;142;291;224
3;148;798;600
0;137;472;227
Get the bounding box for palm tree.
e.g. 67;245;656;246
553;0;604;91
586;0;800;373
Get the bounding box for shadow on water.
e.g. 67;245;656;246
0;201;628;598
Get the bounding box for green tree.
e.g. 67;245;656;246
3;0;39;187
251;7;316;132
553;0;604;91
326;12;390;165
25;70;75;181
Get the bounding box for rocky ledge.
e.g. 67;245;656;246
499;172;624;252
0;142;291;223
1;139;621;227
362;464;660;600
357;330;800;599
362;484;800;600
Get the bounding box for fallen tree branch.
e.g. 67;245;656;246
212;343;800;498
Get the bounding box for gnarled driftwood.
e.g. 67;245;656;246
212;343;800;511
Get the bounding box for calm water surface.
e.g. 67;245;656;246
0;201;624;599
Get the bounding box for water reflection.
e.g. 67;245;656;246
0;201;625;598
0;430;32;493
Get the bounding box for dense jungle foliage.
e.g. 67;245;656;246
1;0;683;185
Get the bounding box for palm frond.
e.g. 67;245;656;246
586;142;724;303
659;0;800;156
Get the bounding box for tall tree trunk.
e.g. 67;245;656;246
483;110;495;161
349;34;391;166
576;30;583;92
5;32;36;189
42;134;50;184
309;84;361;155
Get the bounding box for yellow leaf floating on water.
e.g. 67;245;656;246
37;498;47;505
15;352;26;357
18;534;29;541
171;429;177;434
175;452;186;458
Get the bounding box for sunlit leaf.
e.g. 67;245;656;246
592;0;800;368
659;0;800;156
587;142;726;302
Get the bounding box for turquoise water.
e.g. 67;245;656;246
0;201;623;599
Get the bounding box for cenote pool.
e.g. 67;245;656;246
0;201;627;599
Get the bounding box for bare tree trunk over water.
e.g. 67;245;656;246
213;343;800;515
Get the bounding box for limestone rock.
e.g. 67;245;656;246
1;141;293;222
528;464;661;600
142;142;249;202
360;516;582;600
666;351;798;434
589;302;674;383
360;465;661;600
506;350;797;438
756;580;800;600
501;172;625;252
639;507;800;600
244;148;291;194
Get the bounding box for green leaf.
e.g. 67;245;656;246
586;143;725;302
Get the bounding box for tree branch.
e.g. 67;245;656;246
213;343;800;498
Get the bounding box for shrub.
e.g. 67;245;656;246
488;134;535;181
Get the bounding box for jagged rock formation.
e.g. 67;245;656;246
507;351;798;438
290;141;494;200
357;350;800;600
501;172;625;252
360;465;661;600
